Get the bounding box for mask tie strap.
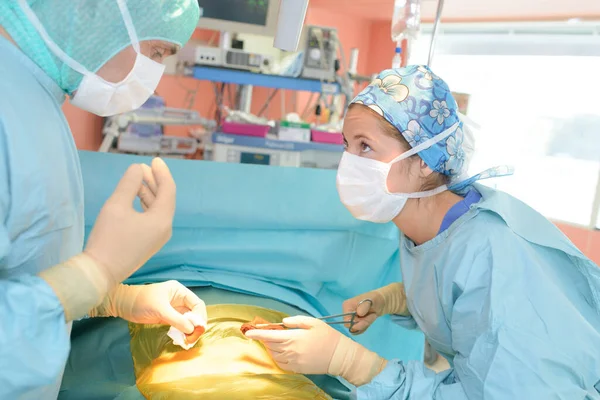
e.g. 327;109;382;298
17;0;90;77
398;184;449;198
389;121;460;164
382;121;459;196
116;0;141;53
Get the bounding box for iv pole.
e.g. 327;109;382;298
427;0;445;67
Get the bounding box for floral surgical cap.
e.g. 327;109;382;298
351;65;468;177
351;65;513;191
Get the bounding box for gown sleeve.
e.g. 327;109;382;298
354;231;598;399
0;119;71;398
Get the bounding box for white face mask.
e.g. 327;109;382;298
336;122;459;223
19;0;166;117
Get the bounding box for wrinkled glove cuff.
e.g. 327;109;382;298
328;334;387;387
39;253;113;321
377;282;410;316
88;284;143;318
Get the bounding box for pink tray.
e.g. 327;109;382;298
221;121;270;138
311;129;344;145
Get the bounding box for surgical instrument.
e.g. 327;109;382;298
254;299;373;332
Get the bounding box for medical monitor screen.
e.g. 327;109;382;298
198;0;270;27
240;152;270;165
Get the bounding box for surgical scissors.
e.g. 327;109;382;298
254;299;373;332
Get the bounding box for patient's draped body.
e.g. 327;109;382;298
129;304;331;399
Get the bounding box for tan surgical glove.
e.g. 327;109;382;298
342;282;410;335
245;316;387;386
89;281;208;337
39;158;176;321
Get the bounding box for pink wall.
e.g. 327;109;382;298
60;7;600;265
365;20;395;74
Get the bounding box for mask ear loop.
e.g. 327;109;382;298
383;121;460;196
388;121;460;165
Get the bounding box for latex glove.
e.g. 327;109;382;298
39;158;176;321
89;280;207;336
245;316;386;386
84;157;176;285
342;282;409;335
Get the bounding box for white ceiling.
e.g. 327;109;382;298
309;0;600;22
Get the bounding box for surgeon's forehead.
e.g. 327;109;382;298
343;106;380;140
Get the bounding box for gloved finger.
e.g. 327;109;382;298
140;163;158;195
108;164;145;206
164;281;208;325
356;299;373;317
161;306;195;334
348;315;377;335
342;300;357;319
281;315;320;329
149;158;176;217
177;286;208;322
245;329;294;342
186;325;206;344
137;184;155;211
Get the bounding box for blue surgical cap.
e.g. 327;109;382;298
351;65;513;191
0;0;201;94
351;65;467;177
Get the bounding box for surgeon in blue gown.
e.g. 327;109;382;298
0;1;203;398
246;66;600;398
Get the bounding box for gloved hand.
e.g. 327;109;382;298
342;282;410;335
39;158;176;321
245;316;387;386
84;157;176;285
89;280;207;335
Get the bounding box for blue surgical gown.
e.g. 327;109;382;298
0;37;84;398
357;184;600;399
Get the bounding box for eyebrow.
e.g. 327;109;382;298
344;132;370;142
168;45;178;56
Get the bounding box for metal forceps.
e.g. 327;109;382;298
318;299;373;332
254;299;373;331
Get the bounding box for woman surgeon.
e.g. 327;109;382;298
0;1;205;398
246;66;600;398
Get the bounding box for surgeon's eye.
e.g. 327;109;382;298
343;138;349;149
360;141;372;153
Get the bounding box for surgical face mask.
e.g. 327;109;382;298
336;122;459;223
18;0;165;117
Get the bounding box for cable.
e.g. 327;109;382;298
257;89;280;117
